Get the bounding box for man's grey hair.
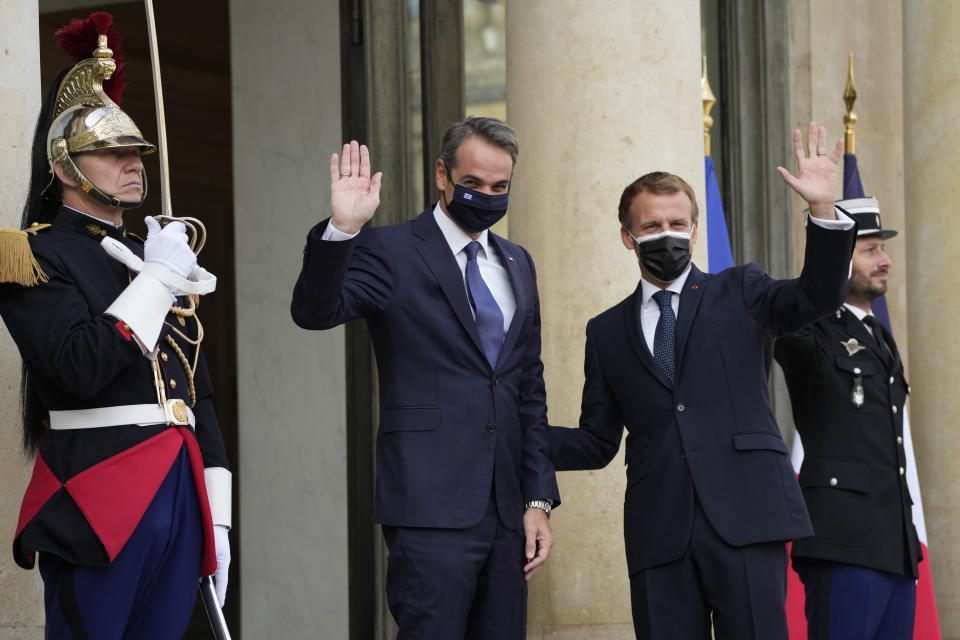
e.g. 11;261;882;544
439;116;519;170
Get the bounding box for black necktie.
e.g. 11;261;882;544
653;289;676;386
862;315;893;363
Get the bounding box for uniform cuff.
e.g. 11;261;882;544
205;467;233;529
105;271;175;351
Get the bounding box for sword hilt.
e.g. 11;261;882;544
153;214;207;256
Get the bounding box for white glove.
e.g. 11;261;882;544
212;524;231;606
143;217;197;283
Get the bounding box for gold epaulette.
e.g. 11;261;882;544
0;223;51;286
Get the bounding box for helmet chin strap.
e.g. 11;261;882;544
52;147;148;209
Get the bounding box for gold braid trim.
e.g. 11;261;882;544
165;334;197;407
163;297;203;408
0;225;51;286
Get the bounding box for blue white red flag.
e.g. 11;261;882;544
704;156;734;273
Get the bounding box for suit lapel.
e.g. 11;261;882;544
489;234;525;369
412;211;485;357
623;283;673;390
674;265;707;376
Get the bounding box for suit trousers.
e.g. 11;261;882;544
38;448;204;640
795;560;916;640
629;497;789;640
382;488;527;640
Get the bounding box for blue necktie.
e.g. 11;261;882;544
464;241;504;367
653;289;676;386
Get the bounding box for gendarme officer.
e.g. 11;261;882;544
775;196;921;639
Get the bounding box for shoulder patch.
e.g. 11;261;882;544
0;225;51;286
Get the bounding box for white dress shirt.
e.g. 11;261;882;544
323;205;517;332
637;210;855;355
639;268;689;355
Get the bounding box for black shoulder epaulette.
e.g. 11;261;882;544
0;223;52;286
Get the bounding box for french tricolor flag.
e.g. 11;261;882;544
785;152;941;639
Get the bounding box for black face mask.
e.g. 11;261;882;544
626;229;692;282
443;183;509;233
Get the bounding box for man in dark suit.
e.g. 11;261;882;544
291;117;559;639
546;123;856;639
775;197;921;639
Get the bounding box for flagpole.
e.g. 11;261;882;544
843;52;857;155
702;55;716;158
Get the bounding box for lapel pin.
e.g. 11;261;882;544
841;338;865;356
507;256;514;261
691;284;698;290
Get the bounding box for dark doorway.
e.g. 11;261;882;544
39;2;238;636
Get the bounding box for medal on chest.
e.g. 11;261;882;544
842;337;866;408
851;382;864;408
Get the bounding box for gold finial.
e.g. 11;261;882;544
702;55;717;157
93;34;113;60
843;52;857;155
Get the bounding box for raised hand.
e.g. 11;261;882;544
776;121;843;220
329;140;383;234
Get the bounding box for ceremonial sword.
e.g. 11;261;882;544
143;0;208;255
142;3;229;638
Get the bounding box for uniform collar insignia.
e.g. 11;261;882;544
85;223;108;238
55;208;124;241
841;337;866;356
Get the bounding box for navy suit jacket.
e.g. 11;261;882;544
548;220;856;574
291;209;560;530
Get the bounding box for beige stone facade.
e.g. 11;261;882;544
505;2;705;637
905;2;960;634
2;1;959;638
0;1;45;637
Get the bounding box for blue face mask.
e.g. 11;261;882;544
443;183;509;233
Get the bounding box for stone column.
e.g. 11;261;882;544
904;2;960;635
0;1;44;637
506;2;705;636
230;1;349;636
787;0;908;352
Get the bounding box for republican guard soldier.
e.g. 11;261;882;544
0;13;231;638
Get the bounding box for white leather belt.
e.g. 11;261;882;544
48;400;195;430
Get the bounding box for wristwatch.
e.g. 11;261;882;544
525;499;552;518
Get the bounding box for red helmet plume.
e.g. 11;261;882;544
54;11;127;104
